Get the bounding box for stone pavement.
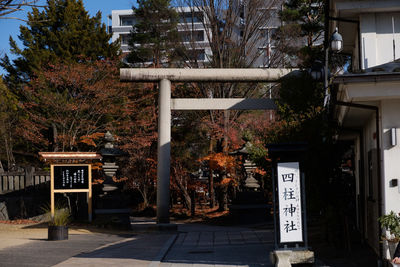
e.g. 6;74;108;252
0;221;380;267
53;224;275;267
160;224;275;267
0;222;275;267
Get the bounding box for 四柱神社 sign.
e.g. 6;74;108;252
277;162;303;243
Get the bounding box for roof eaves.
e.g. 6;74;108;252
333;73;400;84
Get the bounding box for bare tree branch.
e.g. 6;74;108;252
0;0;46;19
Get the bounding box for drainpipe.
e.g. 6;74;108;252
335;101;383;261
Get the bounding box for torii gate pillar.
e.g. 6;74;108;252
157;79;172;223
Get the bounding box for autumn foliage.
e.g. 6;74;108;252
19;58;129;151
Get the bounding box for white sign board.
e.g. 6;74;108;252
277;162;303;243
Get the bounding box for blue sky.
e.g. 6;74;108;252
0;0;136;76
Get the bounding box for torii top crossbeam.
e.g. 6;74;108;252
120;68;295;82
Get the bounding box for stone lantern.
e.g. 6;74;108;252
229;141;268;224
99;131;124;193
96;131;130;228
232;141;260;191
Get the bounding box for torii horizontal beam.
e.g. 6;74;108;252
120;68;295;82
171;98;277;110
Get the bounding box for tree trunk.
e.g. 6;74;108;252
223;109;230;153
4;133;15;171
52;123;58;152
208;138;216;209
174;176;191;210
217;184;228;211
140;185;149;209
209;167;215;208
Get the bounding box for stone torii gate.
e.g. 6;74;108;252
120;68;294;224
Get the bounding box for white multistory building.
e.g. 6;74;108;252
110;7;212;64
233;0;283;68
110;2;284;68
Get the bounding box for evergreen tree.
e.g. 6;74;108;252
274;0;325;67
126;0;178;67
1;0;120;85
0;77;19;169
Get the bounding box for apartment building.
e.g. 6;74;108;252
234;0;284;68
110;7;212;64
110;2;284;68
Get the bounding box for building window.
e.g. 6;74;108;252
179;12;203;24
188;49;205;61
120;34;131;45
120;16;135;26
179;30;205;42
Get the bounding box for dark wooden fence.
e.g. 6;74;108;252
0;168;50;194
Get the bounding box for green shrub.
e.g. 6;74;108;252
378;211;400;242
41;203;70;226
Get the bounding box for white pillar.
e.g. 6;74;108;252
157;79;171;224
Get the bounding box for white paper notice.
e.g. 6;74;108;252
277;162;303;243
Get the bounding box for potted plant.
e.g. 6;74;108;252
378;211;400;258
42;204;71;241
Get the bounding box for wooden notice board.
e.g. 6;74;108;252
50;164;92;222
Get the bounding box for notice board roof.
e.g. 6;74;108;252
39;152;102;160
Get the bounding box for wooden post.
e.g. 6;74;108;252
25;167;33;187
50;165;55;219
15;175;20;191
2;176;7;192
191;190;196;217
8;176;13;191
88;164;92;222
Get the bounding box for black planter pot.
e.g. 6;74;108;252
48;226;68;241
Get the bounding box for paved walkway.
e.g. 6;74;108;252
0;222;275;267
160;224;274;267
0;221;379;267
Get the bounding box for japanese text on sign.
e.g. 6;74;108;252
53;165;89;190
277;162;303;243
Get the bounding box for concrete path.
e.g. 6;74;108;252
0;220;380;267
0;222;275;267
160;224;275;267
54;233;174;267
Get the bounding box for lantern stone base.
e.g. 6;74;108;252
270;250;314;267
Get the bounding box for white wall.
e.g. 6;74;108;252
361;12;400;69
380;99;400;259
381;99;400;215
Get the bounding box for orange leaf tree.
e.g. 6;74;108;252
116;82;158;208
20;58;128;152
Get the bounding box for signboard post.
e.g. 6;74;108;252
273;161;308;249
50;164;92;222
277;162;303;244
